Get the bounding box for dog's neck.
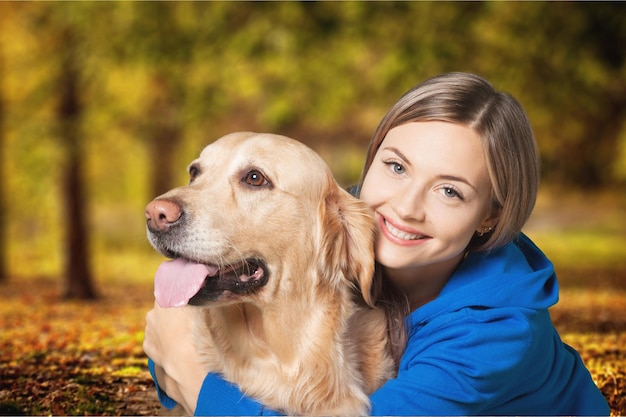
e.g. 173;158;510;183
193;274;372;415
208;291;354;366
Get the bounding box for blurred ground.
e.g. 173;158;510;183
0;281;160;416
1;273;623;416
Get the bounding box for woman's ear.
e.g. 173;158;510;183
476;206;501;235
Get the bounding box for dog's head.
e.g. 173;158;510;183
146;132;376;309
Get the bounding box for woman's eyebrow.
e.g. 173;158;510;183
382;146;412;166
437;175;478;192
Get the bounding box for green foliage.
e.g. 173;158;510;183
530;229;626;270
1;1;625;302
525;187;626;273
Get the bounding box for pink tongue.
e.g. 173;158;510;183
154;258;219;308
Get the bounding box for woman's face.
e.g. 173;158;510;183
360;121;499;276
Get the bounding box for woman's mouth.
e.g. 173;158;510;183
381;217;430;243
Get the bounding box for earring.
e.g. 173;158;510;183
477;226;493;237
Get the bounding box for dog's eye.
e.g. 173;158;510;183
243;170;270;188
189;165;200;183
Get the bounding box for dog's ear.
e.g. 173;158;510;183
317;186;376;307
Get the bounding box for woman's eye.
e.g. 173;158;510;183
384;161;405;175
443;187;457;197
243;170;270;187
441;186;463;200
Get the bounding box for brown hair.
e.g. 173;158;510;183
362;72;540;365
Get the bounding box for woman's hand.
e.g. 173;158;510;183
144;301;206;415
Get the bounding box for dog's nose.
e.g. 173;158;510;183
145;199;182;231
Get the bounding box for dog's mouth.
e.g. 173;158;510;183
189;259;268;306
154;257;268;308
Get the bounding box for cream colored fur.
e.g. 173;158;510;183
149;132;394;415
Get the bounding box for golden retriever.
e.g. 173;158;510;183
145;132;394;415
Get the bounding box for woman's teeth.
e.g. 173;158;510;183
384;219;424;241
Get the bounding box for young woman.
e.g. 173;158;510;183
143;72;610;415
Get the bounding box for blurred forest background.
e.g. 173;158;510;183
0;2;625;415
0;1;625;295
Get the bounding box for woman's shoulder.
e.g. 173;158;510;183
403;306;556;381
409;303;545;352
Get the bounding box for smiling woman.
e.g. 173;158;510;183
360;121;498;303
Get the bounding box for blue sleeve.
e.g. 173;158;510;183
148;358;281;415
147;358;178;410
148;358;281;416
195;373;283;416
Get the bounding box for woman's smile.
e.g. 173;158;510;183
379;214;431;245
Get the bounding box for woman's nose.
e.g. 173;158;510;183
391;185;425;221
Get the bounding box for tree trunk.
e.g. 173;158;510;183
0;39;6;283
147;74;182;199
57;28;97;300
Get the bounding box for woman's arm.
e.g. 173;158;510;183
146;303;607;416
143;302;207;414
144;302;280;415
143;303;509;415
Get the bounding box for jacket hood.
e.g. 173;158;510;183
412;233;558;323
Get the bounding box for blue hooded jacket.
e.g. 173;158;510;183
149;234;609;415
